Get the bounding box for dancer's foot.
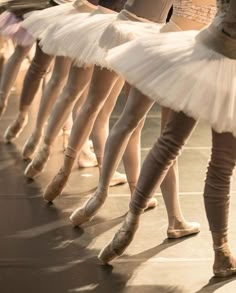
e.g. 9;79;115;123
109;171;127;187
98;211;139;263
4;112;28;142
43;168;69;202
213;243;236;277
22;131;41;160
69;189;108;226
145;197;158;210
77;149;98;168
24;145;50;178
167;219;200;239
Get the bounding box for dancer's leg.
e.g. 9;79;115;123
43;66;121;201
22;56;72;159
99;111;198;263
204;130;236;277
91;77;124;169
0;44;32;117
24;64;94;178
69;88;154;225
4;43;53;142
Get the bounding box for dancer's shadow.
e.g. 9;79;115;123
195;275;236;293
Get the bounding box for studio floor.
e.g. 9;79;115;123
0;75;236;293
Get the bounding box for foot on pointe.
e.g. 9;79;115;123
22;132;41;160
4;114;28;143
213;243;236;277
69;190;107;226
43;168;69;202
24;145;50;179
109;171;127;187
167;220;200;239
98;211;139;264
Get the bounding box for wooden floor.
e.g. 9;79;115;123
0;74;236;292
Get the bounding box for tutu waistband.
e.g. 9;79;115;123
196;24;236;59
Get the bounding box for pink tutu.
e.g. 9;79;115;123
0;11;34;46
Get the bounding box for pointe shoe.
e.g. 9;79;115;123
77;149;98;168
145;197;158;210
69;191;107;226
4;113;28;143
167;221;200;239
24;145;50;179
43;168;69;202
98;212;139;264
213;244;236;277
109;171;127;187
22;132;41;160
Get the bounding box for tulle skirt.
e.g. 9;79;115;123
39;12;91;56
21;2;80;40
106;25;236;136
100;19;164;51
51;12;117;67
0;11;34;46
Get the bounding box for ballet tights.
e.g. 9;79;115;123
0;44;32;117
91;77;124;168
31;56;72;139
63;66;123;171
44;64;94;146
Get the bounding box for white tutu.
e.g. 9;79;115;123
106;27;236;136
100;20;164;51
52;12;117;68
21;2;79;40
39;12;91;56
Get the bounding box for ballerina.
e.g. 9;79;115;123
97;0;236;278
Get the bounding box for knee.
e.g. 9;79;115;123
61;86;79;104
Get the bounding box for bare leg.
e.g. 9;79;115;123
204;130;236;277
0;44;32;118
43;66;122;202
4;43;53;142
24;64;94;178
22;56;72;159
98;111;198;263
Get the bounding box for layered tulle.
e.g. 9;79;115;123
106;29;236;135
51;13;117;67
100;20;164;51
21;2;78;40
39;12;91;56
0;11;34;46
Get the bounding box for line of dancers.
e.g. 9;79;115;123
0;0;235;278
